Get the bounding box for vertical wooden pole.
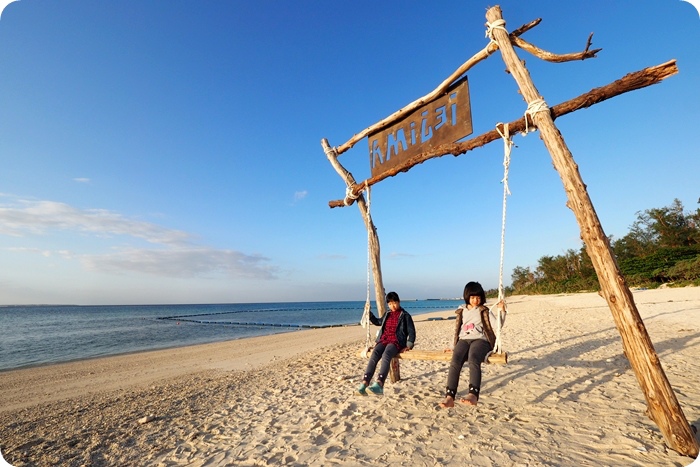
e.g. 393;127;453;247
486;6;698;457
322;139;387;319
389;357;401;383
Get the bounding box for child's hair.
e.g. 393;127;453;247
463;281;486;305
386;291;400;303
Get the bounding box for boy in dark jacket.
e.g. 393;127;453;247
357;291;416;395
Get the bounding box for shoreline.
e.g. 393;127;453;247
0;301;464;373
1;288;699;466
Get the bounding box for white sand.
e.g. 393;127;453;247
1;287;699;466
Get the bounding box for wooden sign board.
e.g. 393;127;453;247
369;78;473;178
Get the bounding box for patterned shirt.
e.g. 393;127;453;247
379;310;401;347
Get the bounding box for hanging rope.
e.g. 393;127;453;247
493;122;514;356
360;185;373;357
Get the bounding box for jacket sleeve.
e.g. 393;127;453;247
405;314;416;349
453;306;463;348
480;305;497;349
369;312;381;326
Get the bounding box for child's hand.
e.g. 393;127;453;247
496;300;506;311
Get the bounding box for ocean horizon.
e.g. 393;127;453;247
0;299;463;372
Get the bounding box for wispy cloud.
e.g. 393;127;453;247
389;252;420;259
7;247;75;259
293;190;308;203
73;177;91;183
317;253;346;260
0;197;278;279
84;248;277;279
0;199;193;246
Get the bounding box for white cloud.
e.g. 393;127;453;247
0;197;279;280
389;252;418;259
83;248;277;279
6;246;78;261
7;246;52;257
73;177;91;183
317;253;346;260
293;190;308;202
0;199;193;246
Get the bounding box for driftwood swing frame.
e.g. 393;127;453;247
321;5;697;458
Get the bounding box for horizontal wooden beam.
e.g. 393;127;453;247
329;59;678;208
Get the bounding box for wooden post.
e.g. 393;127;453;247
321;139;387;319
389;357;401;383
486;6;698;457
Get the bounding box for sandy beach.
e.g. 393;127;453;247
1;287;699;466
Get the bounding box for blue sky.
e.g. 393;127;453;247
0;1;698;305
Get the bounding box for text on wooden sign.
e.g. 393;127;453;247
368;78;473;177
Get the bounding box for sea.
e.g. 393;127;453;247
0;299;462;372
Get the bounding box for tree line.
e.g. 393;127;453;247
505;198;700;295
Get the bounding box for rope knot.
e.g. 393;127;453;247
523;98;549;135
343;184;360;206
485;19;507;43
323;144;338;158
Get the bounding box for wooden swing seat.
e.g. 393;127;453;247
358;348;508;365
397;349;508;365
358;348;507;384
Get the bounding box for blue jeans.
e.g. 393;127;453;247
363;342;399;385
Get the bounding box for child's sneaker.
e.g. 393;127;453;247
368;382;383;395
357;383;367;395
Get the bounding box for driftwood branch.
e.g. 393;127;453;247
486;5;696;458
333;19;541;156
329;59;678;208
512;33;601;62
332;18;601;157
321;139;388;318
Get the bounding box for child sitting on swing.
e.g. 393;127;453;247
439;281;506;407
357;291;416;395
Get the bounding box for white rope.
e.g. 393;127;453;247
485;19;507;44
322;144;337;158
360;185;372;357
522;98;549;135
344;184;360;206
493;123;514;355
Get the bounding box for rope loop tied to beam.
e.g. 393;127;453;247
523;98;550;135
344;184;360;206
323;144;338;158
485;18;507;44
495;123;514;198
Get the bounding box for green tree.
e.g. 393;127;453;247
511;266;536;292
511;198;700;293
633;199;696;248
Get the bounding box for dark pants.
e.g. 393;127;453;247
445;338;492;398
363;342;399;385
